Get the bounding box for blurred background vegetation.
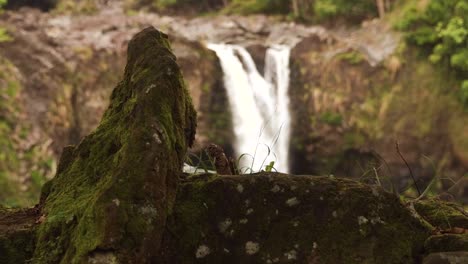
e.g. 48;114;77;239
0;0;467;208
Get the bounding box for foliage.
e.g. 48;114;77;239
226;0;290;15
145;0;226;13
0;28;12;43
320;111;343;126
312;0;377;22
398;0;468;105
225;0;377;22
148;0;378;23
0;0;10;43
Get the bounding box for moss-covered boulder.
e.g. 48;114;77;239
161;173;433;263
413;199;468;258
32;26;197;263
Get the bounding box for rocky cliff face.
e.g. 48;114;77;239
288;21;468;200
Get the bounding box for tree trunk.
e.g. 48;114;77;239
376;0;385;18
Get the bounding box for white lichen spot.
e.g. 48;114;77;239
245;241;260;255
284;250;297;260
313;242;318;249
370;216;385;225
329;174;335;179
292;221;299;227
310;181;315;186
273;258;280;263
236;184;244;193
286;197;300;207
332;211;338;218
140;205;157;217
152;133;162;144
305;189;310;193
319;196;324;201
195;245;211;259
239;219;248;224
246;208;254;215
145;84;156;94
112;199;120;207
223;248;230;253
294;244;299;249
218;218;232;234
358;216;369;225
271;185;281;193
275;209;279;215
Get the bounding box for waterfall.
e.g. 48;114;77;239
207;43;291;173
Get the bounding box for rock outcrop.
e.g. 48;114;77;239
32;26;196;263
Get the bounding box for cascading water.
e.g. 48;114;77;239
207;43;291;173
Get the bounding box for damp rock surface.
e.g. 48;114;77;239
161;173;434;264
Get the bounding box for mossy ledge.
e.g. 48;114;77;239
1;26;467;263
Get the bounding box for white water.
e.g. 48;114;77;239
207;43;291;173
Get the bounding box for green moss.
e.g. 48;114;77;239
54;0;98;14
319;110;343;126
414;199;468;230
336;51;365;65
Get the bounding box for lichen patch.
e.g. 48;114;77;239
245;241;260;255
286;197;300;207
218;218;232;234
358;216;369;225
195;245;211;259
284;249;297;260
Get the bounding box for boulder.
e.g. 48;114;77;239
161;173;432;263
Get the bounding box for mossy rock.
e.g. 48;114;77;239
414;199;468;230
32;27;197;263
162;173;432;263
0;206;39;264
424;234;468;253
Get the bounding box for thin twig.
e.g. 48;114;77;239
395;141;421;196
